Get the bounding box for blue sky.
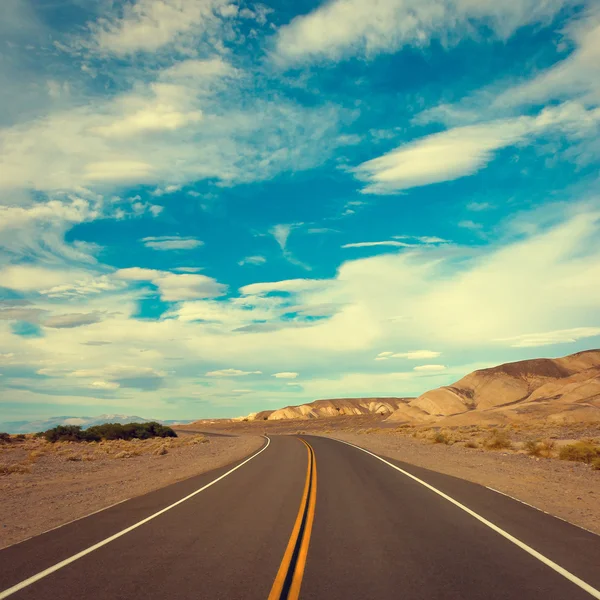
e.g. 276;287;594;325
1;0;600;421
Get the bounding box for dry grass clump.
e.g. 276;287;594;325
483;429;512;450
0;463;31;475
432;431;451;445
559;441;600;465
523;439;556;458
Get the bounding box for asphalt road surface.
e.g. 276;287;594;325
1;435;599;599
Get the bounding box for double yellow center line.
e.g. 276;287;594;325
268;438;317;600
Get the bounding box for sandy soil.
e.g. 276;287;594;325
0;434;263;549
325;431;600;535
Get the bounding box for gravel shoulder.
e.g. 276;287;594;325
326;431;600;535
0;434;263;549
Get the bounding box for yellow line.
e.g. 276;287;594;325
288;440;317;600
268;439;312;600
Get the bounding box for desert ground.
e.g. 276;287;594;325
0;432;263;549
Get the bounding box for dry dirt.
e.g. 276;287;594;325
0;433;263;549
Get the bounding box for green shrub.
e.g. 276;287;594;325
44;425;87;443
42;422;177;443
559;441;600;464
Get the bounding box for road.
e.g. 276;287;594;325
1;435;599;599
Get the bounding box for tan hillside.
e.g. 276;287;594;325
387;349;600;426
243;397;411;421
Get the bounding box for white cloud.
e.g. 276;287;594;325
342;241;412;249
151;184;182;196
458;220;483;231
273;0;570;65
392;350;441;359
86;0;236;56
273;372;299;379
91;106;202;138
494;11;600;108
0;197;101;264
240;279;331;296
238;255;266;266
40;365;165;381
205;369;262;377
0;265;80;293
0;71;346;193
43;312;105;329
354;104;600;193
90;380;120;390
271;224;292;250
141;236;204;250
115;267;226;301
467;202;492;212
496;327;600;348
353;120;531;193
413;364;446;372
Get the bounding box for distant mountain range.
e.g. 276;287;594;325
0;414;194;434
236;397;412;422
228;349;600;426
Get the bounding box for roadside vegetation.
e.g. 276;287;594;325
0;430;207;476
41;422;177;443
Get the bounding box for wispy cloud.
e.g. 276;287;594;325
115;267;225;301
496;327;600;347
354;105;600;194
205;369;262;377
273;372;299;379
141;236;204;251
273;0;570;65
342;241;412;249
238;256;266;266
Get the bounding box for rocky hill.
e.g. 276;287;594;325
241;397;411;421
387;349;600;426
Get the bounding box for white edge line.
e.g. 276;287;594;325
0;498;132;552
484;486;599;537
0;436;271;600
331;437;600;600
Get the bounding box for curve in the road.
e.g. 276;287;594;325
0;436;272;600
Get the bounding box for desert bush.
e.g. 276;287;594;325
591;457;600;471
484;429;512;450
153;446;168;456
432;431;450;444
0;432;11;444
524;439;556;458
42;422;177;443
559;441;600;464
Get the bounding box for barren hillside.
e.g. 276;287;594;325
387;349;600;426
240;397;412;421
